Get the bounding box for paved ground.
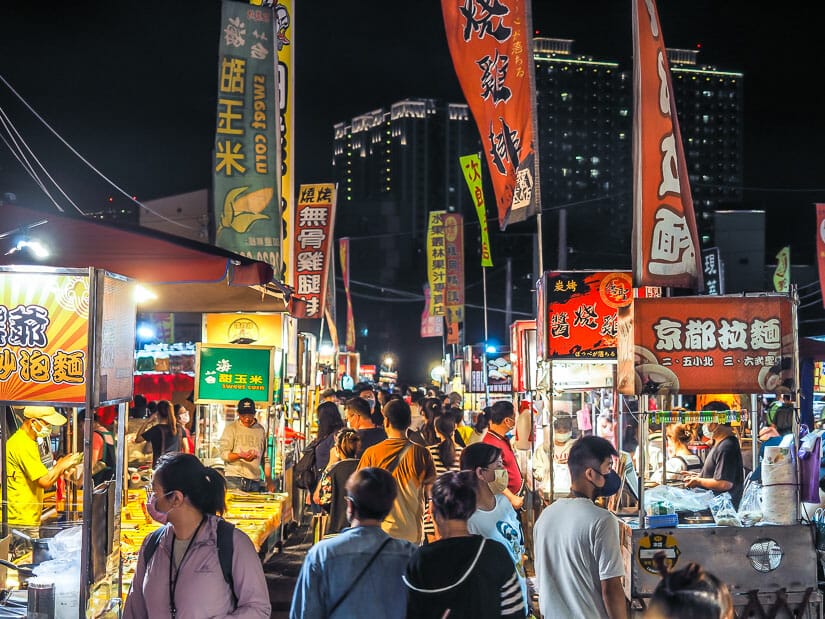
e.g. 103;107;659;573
263;521;313;618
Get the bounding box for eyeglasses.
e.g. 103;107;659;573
145;485;174;503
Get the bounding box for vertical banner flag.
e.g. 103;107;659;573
460;154;493;267
631;0;703;290
339;238;356;351
427;211;447;316
421;284;445;338
442;0;539;229
213;1;281;276
773;246;790;293
291;184;336;319
817;204;825;308
444;213;465;324
701;247;724;296
447;321;460;345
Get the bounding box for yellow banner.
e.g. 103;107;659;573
773;246;790;293
460;154;493;267
203;313;283;347
0;272;89;404
427;211;447;316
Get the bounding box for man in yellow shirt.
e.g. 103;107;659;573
5;406;81;539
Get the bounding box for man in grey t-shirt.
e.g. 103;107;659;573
220;397;269;491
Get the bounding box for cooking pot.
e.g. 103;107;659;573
10;531;52;566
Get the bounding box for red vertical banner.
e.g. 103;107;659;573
446;321;459;345
291;183;336;318
631;0;703;290
339;238;356;351
441;0;539;228
817;204;825;308
421;284;445;338
444;213;465;325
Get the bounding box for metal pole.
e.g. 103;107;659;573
482;266;491;407
638;396;648;525
557;208;567;270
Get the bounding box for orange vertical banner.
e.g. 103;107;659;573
631;0;703;290
817;205;825;308
441;0;539;229
339;238;356;351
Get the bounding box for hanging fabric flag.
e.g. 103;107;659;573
444;213;465;324
213;1;282;277
773;246;790;293
817;205;825;308
441;0;540;229
427;211;448;316
631;0;703;290
421;284;445;338
460;154;493;267
339;238;356;351
290;184;337;319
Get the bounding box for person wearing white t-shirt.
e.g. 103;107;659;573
533;436;627;619
460;443;529;614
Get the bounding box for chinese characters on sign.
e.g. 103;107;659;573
213;1;281;275
420;284;445;338
459;154;493;267
443;213;465;325
701;247;724;296
291;184;336;319
0;273;89;404
546;272;632;360
617;296;795;395
195;344;274;404
442;0;538;228
631;0;702;289
427;211;447;316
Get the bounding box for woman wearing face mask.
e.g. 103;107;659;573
460;443;530;614
135;400;183;467
481;400;524;511
174;404;193;455
533;416;575;500
124;453;271;618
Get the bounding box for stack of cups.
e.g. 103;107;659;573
27;577;55;619
762;445;797;524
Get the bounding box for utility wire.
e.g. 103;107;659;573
0;116;64;213
0;72;195;230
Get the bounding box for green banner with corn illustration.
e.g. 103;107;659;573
213;0;281;278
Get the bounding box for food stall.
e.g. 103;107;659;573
616;292;822;617
0;266;136;618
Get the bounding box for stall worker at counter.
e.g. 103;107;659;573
220;397;271;492
5;406;83;539
683;421;744;508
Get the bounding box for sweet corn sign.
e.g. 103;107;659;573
195;343;275;405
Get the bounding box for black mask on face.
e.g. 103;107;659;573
589;467;622;498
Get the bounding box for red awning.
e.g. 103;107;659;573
0;203;288;312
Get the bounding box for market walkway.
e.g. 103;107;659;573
263;521;313;618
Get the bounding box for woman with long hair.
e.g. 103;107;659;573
314;401;346;475
423;416;464;542
410;398;443;446
466;407;491;445
316;427;362;535
645;553;733;619
135;400;183;467
123;453;270;618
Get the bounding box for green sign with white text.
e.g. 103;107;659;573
195;343;274;405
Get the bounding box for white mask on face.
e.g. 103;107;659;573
555;431;572;443
702;423;715;439
33;420;51;439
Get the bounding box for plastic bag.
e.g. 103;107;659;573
737;482;763;525
643;484;715;513
709;492;742;527
48;525;83;556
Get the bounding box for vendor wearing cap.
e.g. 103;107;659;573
5;406;83;537
683;420;744;508
220;397;270;492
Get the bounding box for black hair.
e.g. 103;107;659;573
430;471;477;522
668;424;693;447
345;396;372;420
489;400;515;424
317;401;344;439
553;416;573;433
134;394;147;408
460;442;501;471
410;390;425;405
474;408;491;433
383;399;412;431
157;400;177;435
649;552;732;619
148;400;158;414
418;398;443;445
434;415;457;468
154;453;226;515
335;427;361;459
568;435;618;480
346;467;397;520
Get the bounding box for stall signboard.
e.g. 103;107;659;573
618;295;795;395
463;344;513;393
427;211;447;316
96;272;137;406
0;270;90;405
195;343;274;405
444;213;465;324
203;312;283;346
291;183;337;319
546;271;633;360
510;319;536;393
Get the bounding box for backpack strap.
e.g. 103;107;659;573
141;526;166;572
387;443;413;476
216;518;237;610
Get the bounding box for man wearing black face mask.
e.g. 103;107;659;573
533;436;626;619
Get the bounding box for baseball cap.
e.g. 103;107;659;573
23;406;67;426
237;397;256;415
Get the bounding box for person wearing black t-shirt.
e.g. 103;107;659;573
345;396;387;458
684;422;744;508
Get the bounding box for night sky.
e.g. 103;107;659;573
1;1;824;371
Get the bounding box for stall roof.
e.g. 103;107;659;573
0;203;288;312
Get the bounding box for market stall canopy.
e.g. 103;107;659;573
0;203;288;312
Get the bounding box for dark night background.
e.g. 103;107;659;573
1;1;824;381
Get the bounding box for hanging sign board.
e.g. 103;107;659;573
618;295;795;395
203;312;283;346
194;343;274;405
